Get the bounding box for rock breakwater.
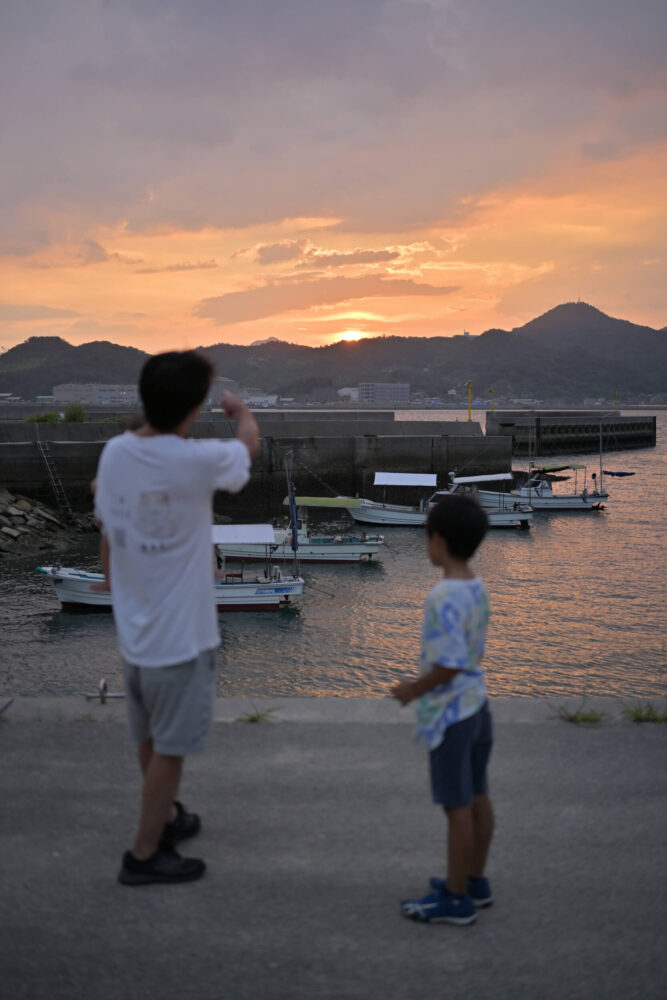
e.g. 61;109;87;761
0;489;98;558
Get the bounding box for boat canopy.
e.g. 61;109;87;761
452;473;513;484
282;496;362;509
211;524;276;545
373;472;437;487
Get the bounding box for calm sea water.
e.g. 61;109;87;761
1;410;665;700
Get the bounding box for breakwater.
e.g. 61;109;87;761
0;488;97;557
0;411;509;515
486;410;656;455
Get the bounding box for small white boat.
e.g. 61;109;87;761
38;525;305;612
510;465;608;510
220;517;384;563
433;474;533;529
293;472;532;529
323;472;437;526
37;565;305;612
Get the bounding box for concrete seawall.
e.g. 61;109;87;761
0;415;509;513
486;410;657;454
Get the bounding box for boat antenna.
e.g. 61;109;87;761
284;451;300;575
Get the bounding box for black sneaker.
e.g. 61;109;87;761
118;848;206;886
160;800;201;850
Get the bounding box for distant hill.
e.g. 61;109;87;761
1;303;665;402
0;336;149;400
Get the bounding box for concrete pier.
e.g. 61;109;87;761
486;411;656;455
0;416;509;513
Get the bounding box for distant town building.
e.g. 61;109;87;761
337;387;360;401
241;387;278;407
53;384;139;406
0;392;21;402
358;382;410;403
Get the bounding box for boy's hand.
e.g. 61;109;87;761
390;681;417;706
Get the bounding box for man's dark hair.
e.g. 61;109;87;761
426;493;488;560
139;351;214;432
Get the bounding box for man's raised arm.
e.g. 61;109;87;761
221;391;260;459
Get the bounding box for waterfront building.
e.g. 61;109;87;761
53;383;139;406
358;382;410;403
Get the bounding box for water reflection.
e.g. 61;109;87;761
0;414;665;699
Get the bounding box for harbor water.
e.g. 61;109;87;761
0;411;665;701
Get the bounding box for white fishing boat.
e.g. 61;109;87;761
287;473;437;527
220;517;384;563
510;465;608;510
435;474;533;529
293;472;532;529
38;525;305;612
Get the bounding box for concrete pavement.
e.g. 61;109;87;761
2;697;666;1000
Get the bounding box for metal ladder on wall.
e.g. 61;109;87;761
34;426;74;520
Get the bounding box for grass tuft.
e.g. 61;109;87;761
622;702;667;724
236;705;278;724
557;702;607;725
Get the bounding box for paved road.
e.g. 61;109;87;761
2;698;666;1000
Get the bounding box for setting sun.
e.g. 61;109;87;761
337;330;365;343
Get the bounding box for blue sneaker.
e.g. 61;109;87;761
401;890;477;925
429;875;493;908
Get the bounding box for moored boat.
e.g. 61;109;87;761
292;472;532;529
38;525;305;612
510;465;608;510
37;564;305;612
220;518;384;563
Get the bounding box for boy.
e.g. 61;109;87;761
390;493;494;925
94;350;259;886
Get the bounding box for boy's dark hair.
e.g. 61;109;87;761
426;493;488;560
139;351;214;432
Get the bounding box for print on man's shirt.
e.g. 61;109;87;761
112;527;127;549
136;490;178;540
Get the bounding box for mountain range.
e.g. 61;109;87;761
1;302;665;403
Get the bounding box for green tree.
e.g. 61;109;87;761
63;403;86;422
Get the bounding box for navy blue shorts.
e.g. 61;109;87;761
429;702;493;808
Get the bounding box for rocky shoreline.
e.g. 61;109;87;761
0;488;98;558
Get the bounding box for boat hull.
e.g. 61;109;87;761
38;567;304;612
347;502;427;526
511;489;607;510
218;531;383;563
348;499;531;529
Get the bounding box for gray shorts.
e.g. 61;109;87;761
123;648;217;757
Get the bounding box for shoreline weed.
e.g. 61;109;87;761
622;702;667;724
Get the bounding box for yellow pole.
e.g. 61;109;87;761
489;388;495;412
467;381;472;422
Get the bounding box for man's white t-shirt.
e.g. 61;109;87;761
94;432;250;667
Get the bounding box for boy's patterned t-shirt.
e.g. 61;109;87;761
416;577;489;750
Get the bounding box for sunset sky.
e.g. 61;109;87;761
1;0;666;353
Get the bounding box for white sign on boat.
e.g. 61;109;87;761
211;524;276;545
452;473;513;484
373;473;437;487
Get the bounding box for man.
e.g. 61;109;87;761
94;350;259;885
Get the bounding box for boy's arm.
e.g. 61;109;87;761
391;665;461;706
221;391;259;459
